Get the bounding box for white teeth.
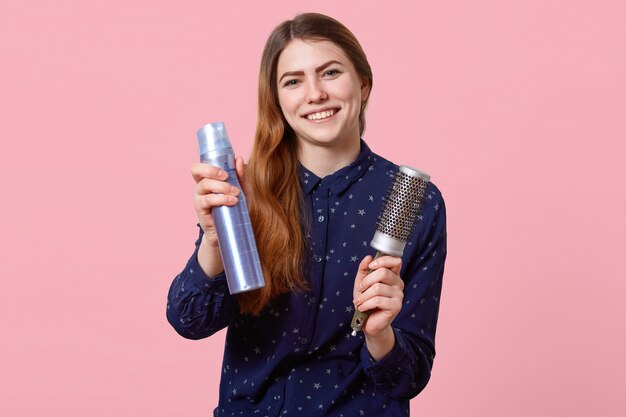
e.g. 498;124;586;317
306;109;335;120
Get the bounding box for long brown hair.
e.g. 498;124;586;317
237;13;374;315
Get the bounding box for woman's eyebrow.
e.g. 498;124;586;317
315;59;342;73
278;60;343;82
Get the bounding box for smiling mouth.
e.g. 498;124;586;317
304;108;339;121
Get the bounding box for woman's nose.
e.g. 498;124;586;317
305;79;328;103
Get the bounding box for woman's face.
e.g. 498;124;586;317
276;39;370;152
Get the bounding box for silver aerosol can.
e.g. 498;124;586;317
197;122;265;294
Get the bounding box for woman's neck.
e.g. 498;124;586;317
297;138;361;178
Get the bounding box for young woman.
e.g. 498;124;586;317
167;12;447;417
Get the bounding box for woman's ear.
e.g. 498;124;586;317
360;79;371;102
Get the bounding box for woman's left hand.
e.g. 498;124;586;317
353;255;404;337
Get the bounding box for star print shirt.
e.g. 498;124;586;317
167;140;447;417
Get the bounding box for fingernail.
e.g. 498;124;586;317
370;261;378;268
231;186;239;195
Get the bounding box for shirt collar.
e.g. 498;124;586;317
298;139;374;197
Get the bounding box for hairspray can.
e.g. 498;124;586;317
197;122;265;294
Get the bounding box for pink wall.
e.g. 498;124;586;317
1;0;624;415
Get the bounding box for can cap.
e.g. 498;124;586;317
197;122;232;154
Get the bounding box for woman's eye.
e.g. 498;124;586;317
324;69;340;77
283;79;299;87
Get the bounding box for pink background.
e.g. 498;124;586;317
1;0;625;415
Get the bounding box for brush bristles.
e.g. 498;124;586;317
376;168;430;243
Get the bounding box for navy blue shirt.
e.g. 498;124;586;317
167;141;447;416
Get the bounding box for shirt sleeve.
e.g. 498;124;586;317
361;187;447;399
166;225;237;340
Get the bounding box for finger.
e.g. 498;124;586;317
195;192;238;211
360;268;405;293
191;163;228;183
368;255;402;275
355;282;402;306
235;156;245;181
195;177;241;197
235;156;252;199
356;293;403;314
354;255;373;299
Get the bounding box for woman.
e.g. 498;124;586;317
167;12;447;417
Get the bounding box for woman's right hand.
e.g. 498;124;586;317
191;160;244;246
190;157;247;277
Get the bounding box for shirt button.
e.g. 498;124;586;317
309;297;316;303
274;395;281;400
318;215;325;222
301;337;308;344
313;255;322;263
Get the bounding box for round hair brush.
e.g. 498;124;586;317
350;165;430;336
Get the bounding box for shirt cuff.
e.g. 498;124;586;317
183;250;229;295
360;327;411;380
